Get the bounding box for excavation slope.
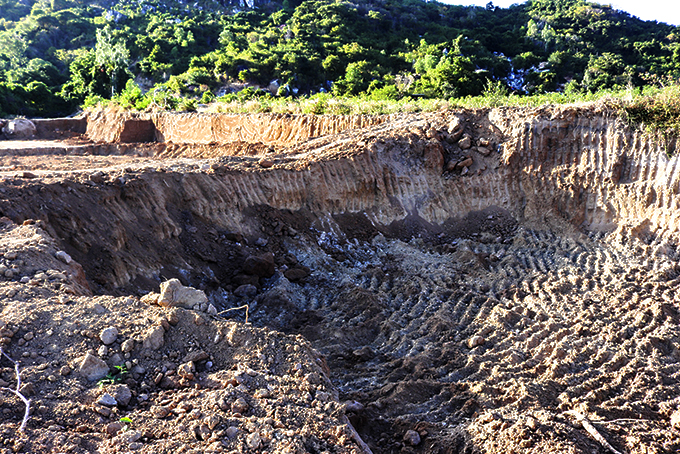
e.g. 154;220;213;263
0;106;678;454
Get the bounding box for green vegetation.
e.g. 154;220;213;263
0;0;679;119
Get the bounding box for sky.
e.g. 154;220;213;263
440;1;680;26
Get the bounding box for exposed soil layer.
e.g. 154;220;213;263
0;107;679;454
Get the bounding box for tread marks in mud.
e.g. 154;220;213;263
289;225;680;453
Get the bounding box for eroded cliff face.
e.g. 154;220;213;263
1;106;679;454
65;106;680;290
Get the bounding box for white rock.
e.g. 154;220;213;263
207;304;217;315
246;432;261;449
100;327;118;345
121;339;135;352
79;353;110;381
467;335;485;348
158;279;207;308
55;251;73;264
97;393;117;406
142;326;165;350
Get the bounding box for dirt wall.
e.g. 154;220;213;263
85;108;390;146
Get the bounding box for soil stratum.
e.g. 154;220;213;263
0;106;679;454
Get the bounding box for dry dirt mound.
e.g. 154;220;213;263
0;106;679;454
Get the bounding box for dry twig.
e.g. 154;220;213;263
217;304;249;323
565;410;624;454
0;348;31;433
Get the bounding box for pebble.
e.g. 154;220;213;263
403;429;421;446
121;339;135;352
151;406;170;419
207;303;217;315
225;426;239;439
120;430;142;444
671;409;680;428
98;345;108;357
234;284;258;298
177;361;196;380
246;432;261;449
79;353;110;381
23;331;34;341
55;251;72;264
142;326;165;350
100;327;118;345
97;393;118;407
111;384;132;406
258;158;274;168
467;335;485;348
458;136;472;149
231;397;248;414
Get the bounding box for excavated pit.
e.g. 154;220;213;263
1;106;680;453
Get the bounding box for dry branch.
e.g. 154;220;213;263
565;410;624;454
0;348;31;433
217;304;249;323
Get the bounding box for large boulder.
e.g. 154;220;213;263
2;119;36;139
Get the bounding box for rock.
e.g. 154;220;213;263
458;135;472;149
182;350;209;363
97;393;118;407
59;365;71;376
120;430;142;444
194;423;211;440
258;158;274;168
79;353;110;381
158;279;208;308
467;335;485;348
234;284;258;298
142;326;165;350
151;406;170;419
90;171;105;184
447;117;465;142
140;293;159;305
23;331;33;341
98;345;108;357
246;432;261;449
284;267;311;282
225;426;239;439
455;157;473;169
100;327;118;345
110;384;132;406
206;303;217;315
671;409;680;428
121;339;135;353
231;397;248;414
352;345;375;361
206;415;221;430
403;430;421;446
55;251;72;264
105;422;123;436
3;119;36;139
243;253;276;277
476;146;492;157
177;361;196;380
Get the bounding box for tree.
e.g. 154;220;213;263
95;26;130;97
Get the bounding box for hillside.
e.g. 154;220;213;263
0;0;679;117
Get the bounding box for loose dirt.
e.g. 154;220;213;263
0;106;679;454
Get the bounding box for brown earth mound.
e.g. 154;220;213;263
0;106;679;454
